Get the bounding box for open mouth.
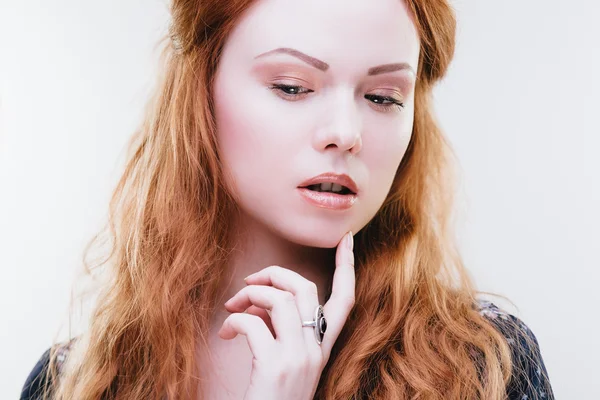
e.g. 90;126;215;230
302;183;355;195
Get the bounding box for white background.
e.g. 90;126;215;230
1;0;598;398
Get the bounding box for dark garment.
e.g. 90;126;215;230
20;348;51;400
477;301;554;399
20;342;72;400
20;301;554;399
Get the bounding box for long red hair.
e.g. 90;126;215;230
44;0;520;398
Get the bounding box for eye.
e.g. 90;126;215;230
365;94;405;113
268;84;313;100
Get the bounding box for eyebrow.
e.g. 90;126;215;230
254;47;415;76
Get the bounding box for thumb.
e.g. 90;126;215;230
244;305;275;337
322;231;355;351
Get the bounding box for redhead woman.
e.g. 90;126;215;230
21;0;554;399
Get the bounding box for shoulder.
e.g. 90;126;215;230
20;340;74;400
477;300;555;400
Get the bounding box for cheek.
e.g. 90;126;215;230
214;80;275;187
213;72;306;207
215;83;268;161
362;116;413;206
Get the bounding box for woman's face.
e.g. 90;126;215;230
213;0;420;248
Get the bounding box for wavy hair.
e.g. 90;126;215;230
42;0;524;398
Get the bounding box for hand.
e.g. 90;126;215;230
218;231;356;400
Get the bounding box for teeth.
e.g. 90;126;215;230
331;183;343;192
306;182;350;193
319;182;333;192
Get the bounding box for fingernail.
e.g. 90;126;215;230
243;273;255;281
346;231;354;250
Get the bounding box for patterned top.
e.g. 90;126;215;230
20;301;554;399
477;301;554;400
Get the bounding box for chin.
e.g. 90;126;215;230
279;224;352;249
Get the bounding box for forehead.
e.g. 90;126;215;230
222;0;420;76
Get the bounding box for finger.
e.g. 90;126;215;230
245;305;275;337
224;285;304;345
322;231;355;354
218;313;274;360
244;265;321;351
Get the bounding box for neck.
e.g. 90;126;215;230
214;211;336;322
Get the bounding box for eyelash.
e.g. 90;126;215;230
268;84;405;112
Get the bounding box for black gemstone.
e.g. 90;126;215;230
319;317;327;334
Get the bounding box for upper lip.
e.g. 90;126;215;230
298;172;359;194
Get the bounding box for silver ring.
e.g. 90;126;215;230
301;305;327;345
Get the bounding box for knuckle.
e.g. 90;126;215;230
281;291;296;303
268;265;283;275
264;265;283;283
306;281;318;297
271;267;284;281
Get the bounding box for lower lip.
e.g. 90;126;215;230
297;188;357;210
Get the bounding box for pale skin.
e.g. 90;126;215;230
196;0;420;398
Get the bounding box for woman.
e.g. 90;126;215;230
21;0;554;399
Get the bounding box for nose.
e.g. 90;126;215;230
313;89;363;155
